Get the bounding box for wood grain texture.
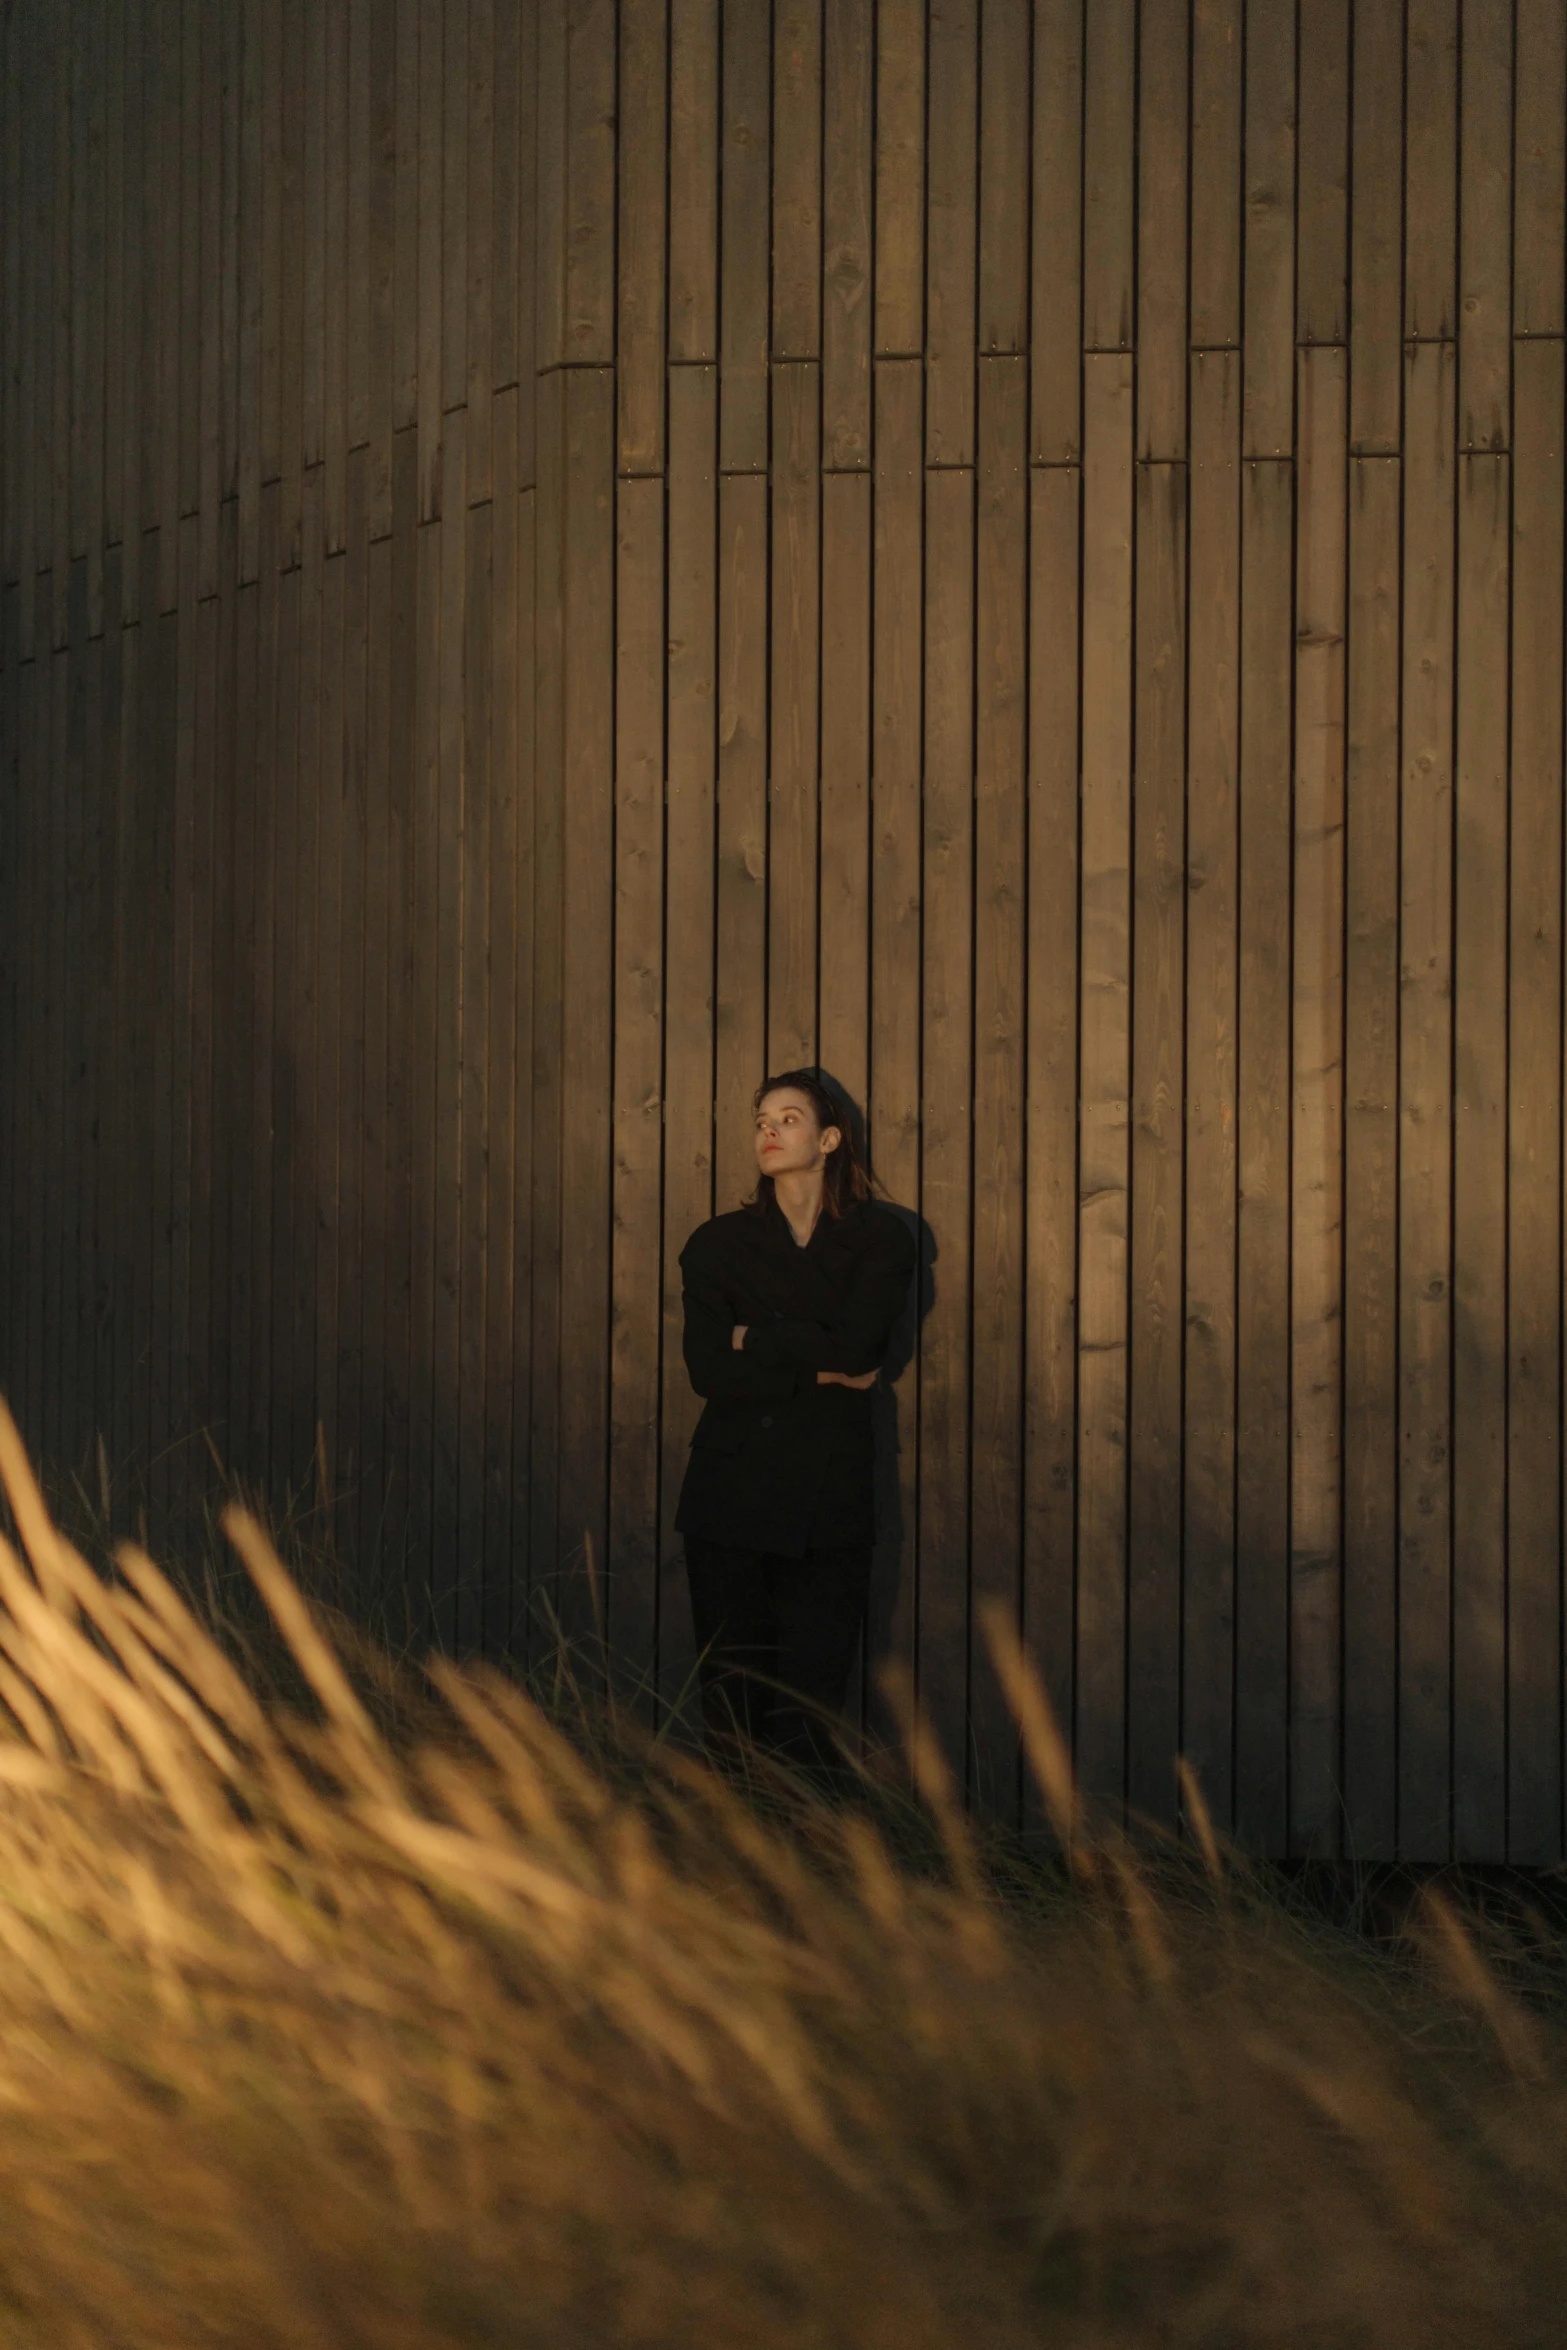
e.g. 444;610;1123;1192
1458;0;1512;452
1030;0;1081;463
1126;455;1186;1830
1349;0;1401;453
1076;352;1133;1817
2;0;1561;1862
1514;0;1566;337
1136;0;1188;460
917;461;974;1784
617;0;667;472
660;364;719;1714
720;0;770;470
978;0;1029;359
1405;0;1458;342
1508;339;1564;1861
1082;0;1134;353
924;0;976;466
1452;448;1509;1858
1398;340;1456;1860
610;471;665;1693
1183;349;1240;1833
970;354;1026;1822
868;356;923;1700
767;362;820;1068
1242;0;1295;459
1290;347;1347;1855
1343;452;1401;1857
873;0;923;354
1234;455;1292;1854
772;0;821;359
1023;459;1080;1798
822;0;871;466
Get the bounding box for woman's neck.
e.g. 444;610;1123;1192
771;1170;825;1246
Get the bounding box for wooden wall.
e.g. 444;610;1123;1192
2;1;1565;1860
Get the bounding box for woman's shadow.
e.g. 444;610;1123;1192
816;1075;934;1743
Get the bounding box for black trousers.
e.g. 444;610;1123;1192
683;1537;872;1776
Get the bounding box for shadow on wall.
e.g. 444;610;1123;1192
816;1077;936;1748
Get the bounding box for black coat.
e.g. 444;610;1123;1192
674;1193;918;1556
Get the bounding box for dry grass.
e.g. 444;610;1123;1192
0;1408;1563;2344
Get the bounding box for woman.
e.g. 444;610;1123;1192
675;1068;916;1776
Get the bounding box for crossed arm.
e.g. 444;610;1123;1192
679;1219;916;1405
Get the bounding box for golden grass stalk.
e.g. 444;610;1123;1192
0;1399;1562;2347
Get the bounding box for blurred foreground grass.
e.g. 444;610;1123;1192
0;1408;1564;2345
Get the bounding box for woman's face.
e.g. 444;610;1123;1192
754;1088;841;1180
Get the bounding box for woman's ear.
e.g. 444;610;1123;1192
821;1125;842;1158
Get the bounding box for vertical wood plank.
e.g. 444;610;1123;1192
458;488;493;1647
557;368;617;1653
238;0;262;576
1349;0;1402;452
1127;456;1186;1831
917;462;974;1782
1234;456;1292;1853
772;0;822;359
530;375;565;1665
818;471;871;1105
661;363;719;1712
1514;0;1567;337
466;0;493;500
1342;453;1401;1857
1452;448;1509;1857
359;500;393;1587
1082;0;1134;352
721;0;770;470
565;0;616;365
669;0;719;362
1023;459;1080;1796
1290;346;1347;1853
316;531;350;1547
510;481;538;1642
1183;348;1240;1832
874;0;924;355
618;0;668;472
767;362;820;1069
288;476;323;1507
713;459;767;1215
393;0;419;431
868;357;924;1701
1075;351;1133;1815
1458;0;1512;452
610;471;665;1694
381;432;418;1616
1398;338;1456;1860
248;485;280;1492
1029;0;1082;464
1136;0;1188;460
822;0;872;467
480;387;520;1649
925;0;977;465
1242;0;1295;459
970;354;1027;1822
1508;339;1564;1861
977;0;1029;358
1296;0;1348;345
323;0;350;550
1405;0;1458;342
417;0;443;518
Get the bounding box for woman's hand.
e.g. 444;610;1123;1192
817;1367;879;1390
730;1324;748;1352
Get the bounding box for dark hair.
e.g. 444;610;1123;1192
743;1068;877;1221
